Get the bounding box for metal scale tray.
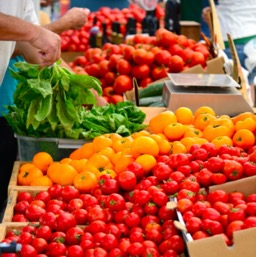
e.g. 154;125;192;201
162;73;254;116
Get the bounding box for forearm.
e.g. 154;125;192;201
43;8;90;34
0;12;37;42
44;18;70;34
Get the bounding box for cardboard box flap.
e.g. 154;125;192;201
187;228;256;257
209;176;256;196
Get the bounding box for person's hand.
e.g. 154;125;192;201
202;6;211;25
63;7;90;30
29;25;61;66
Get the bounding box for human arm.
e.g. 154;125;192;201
43;7;90;34
0;12;61;66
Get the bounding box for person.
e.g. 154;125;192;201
0;1;105;216
202;0;256;86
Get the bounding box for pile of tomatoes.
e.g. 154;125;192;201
60;4;165;52
177;188;256;246
9;172;185;257
68;28;211;104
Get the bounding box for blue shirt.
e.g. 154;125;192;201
0;56;23;117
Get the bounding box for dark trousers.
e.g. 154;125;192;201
0;117;17;214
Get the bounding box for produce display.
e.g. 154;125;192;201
2;105;256;256
60;3;165;52
68;28;212;104
176;187;256;245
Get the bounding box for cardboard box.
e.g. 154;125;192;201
61;51;85;63
179;21;201;42
176;176;256;257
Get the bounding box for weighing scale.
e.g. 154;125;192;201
162;73;254;117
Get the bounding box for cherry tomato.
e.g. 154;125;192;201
117;170;137;191
223;160;244;181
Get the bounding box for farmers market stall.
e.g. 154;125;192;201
2;2;256;257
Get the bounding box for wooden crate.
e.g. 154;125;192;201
8;161;49;194
0;222;31;241
3;188;47;223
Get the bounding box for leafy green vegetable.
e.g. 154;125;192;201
5;61;147;139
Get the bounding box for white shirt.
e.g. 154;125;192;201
217;0;256;41
0;0;38;85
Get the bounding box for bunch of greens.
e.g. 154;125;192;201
5;61;146;140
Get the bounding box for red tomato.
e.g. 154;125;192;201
243;161;256;177
227;207;245;222
167;153;190;170
161;180;180;195
61;186;80;202
211;173;227;185
201;219;223;235
67;198;83;212
46;242;67;257
18;232;33;245
125;212;140;228
113;75;133;94
110;94;124;105
168;55;184;73
177;198;193;214
106;193;125;212
192;230;209;240
87;206;107;223
35;225;52;242
127;242;144;256
191;201;208;217
155;50;172;66
67;245;83;257
126;162;145;180
19;244;37;257
205;157;225;173
142;247;160;257
116;59;132;75
31;238;48;254
162;249;178;257
151;191;168;207
25;205;46;222
65;227;84;245
226;220;244;239
17;192;33;203
134;190;151;206
166;235;185;254
131;64;151;80
202;208;221;221
213;202;231;215
223;160;244;181
14;201;30;214
196;168;213;187
189;51;206;67
242;216;256;229
152;66;168;81
56;212;76;232
207;190;229;204
35;191;51;204
117;170;137;191
47;184;62;199
100;233;118;251
109;248;125;257
186;217;202;234
152;162;172;181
